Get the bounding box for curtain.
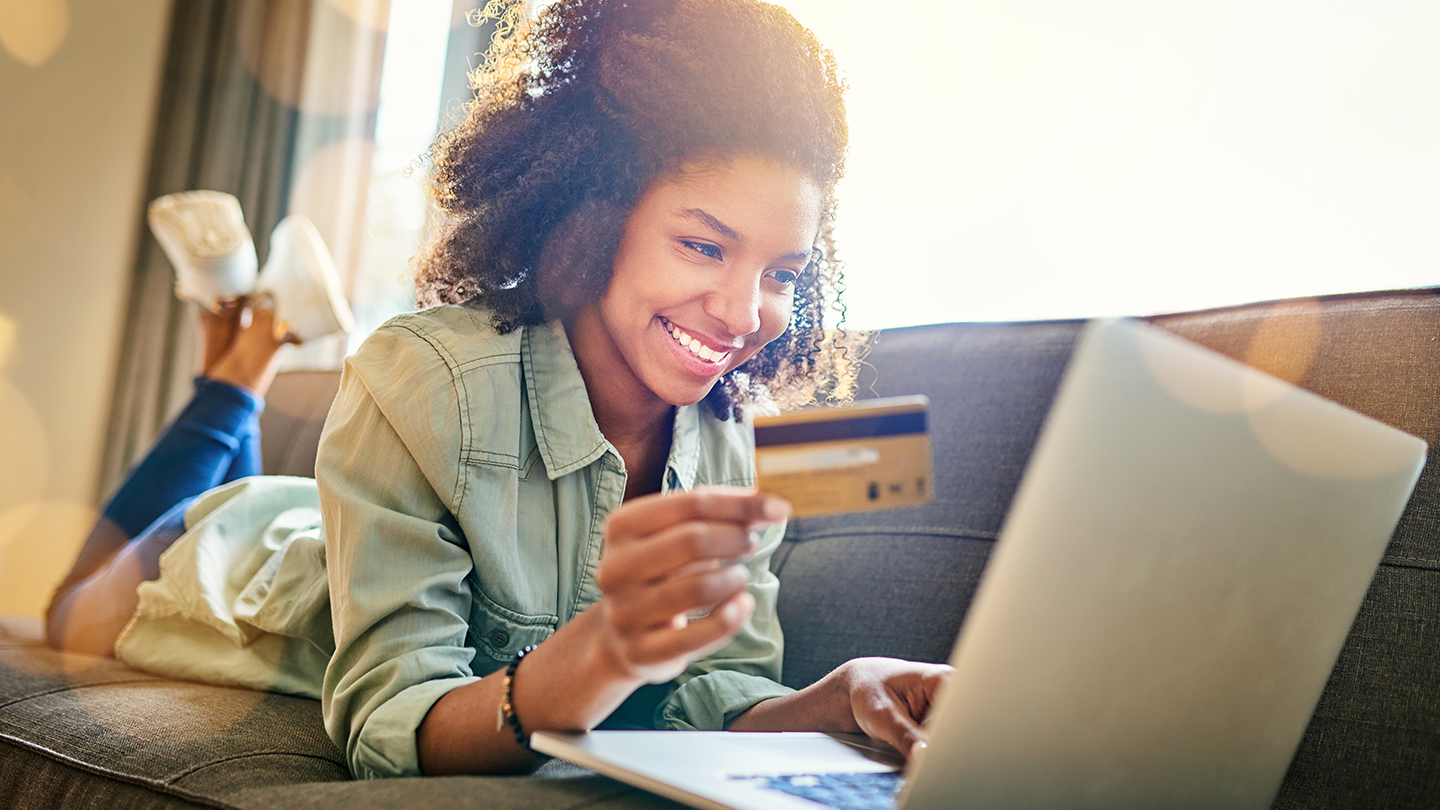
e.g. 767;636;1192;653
98;0;388;499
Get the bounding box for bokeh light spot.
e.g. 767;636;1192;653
0;375;50;517
0;311;17;371
1247;390;1421;482
0;0;69;67
1243;299;1323;387
0;500;95;619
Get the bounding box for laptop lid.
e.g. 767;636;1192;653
900;318;1425;809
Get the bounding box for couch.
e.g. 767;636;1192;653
3;288;1438;809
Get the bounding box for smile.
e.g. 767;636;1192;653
661;318;733;365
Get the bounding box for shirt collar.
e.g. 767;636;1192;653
521;320;609;480
666;402;702;492
522;319;711;488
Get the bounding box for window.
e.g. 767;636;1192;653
347;0;455;352
357;1;1440;335
782;0;1440;328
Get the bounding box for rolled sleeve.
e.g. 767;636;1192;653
316;327;479;779
658;520;794;729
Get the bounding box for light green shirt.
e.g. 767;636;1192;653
115;304;793;780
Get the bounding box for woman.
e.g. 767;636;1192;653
49;0;950;780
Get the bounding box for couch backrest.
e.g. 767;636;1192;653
258;370;341;478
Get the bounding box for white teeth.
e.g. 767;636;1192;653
663;319;730;364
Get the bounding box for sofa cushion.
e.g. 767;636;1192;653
0;615;347;808
0;617;682;809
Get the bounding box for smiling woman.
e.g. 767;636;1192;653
43;0;951;784
575;159;822;421
415;0;853;418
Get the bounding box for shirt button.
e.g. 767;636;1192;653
488;630;510;648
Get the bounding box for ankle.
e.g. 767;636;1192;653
198;298;245;376
207;351;283;398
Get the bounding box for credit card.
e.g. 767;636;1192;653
754;395;932;518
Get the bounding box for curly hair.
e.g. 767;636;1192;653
415;0;856;418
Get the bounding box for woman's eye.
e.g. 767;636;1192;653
769;269;799;286
682;240;722;260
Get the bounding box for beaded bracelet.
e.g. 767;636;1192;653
496;644;538;748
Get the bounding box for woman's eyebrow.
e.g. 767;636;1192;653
677;208;813;261
678;208;740;241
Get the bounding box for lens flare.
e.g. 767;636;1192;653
0;0;69;68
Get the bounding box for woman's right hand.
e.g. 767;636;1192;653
418;486;787;775
591;486;790;684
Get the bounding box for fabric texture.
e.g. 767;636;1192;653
115;304;793;781
47;377;265;653
104;377;263;539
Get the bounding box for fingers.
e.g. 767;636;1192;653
597;520;758;592
590;487;786;683
605;562;750;630
604;592;756;681
860;698;928;759
633;592;756;667
604;487;789;546
842;659;954;759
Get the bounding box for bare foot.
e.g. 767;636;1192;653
198;298;245;376
205;299;297;396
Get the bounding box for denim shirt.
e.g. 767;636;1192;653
116;304;791;780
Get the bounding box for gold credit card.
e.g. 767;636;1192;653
754;395;932;518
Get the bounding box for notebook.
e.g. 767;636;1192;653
533;318;1427;810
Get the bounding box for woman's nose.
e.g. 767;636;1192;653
703;270;763;337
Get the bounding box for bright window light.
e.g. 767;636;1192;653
358;1;1440;335
779;0;1440;329
349;0;454;353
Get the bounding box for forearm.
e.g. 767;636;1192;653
416;607;642;775
726;658;951;759
725;661;861;734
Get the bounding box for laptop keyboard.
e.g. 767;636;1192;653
744;771;904;810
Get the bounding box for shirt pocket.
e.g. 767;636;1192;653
467;591;556;670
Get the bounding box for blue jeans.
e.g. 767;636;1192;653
46;377;264;652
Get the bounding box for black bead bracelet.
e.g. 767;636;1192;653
496;644;538;748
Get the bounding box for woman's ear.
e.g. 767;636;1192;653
536;197;629;320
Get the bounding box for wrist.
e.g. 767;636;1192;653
814;660;865;733
497;645;538;747
727;663;861;734
510;607;645;734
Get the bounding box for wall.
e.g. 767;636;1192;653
0;0;173;617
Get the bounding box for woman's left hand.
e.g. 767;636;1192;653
727;656;952;758
832;657;952;757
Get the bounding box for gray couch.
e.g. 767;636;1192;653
3;288;1438;808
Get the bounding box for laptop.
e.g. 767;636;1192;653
533;318;1427;810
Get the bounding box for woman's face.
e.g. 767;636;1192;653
572;157;822;412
